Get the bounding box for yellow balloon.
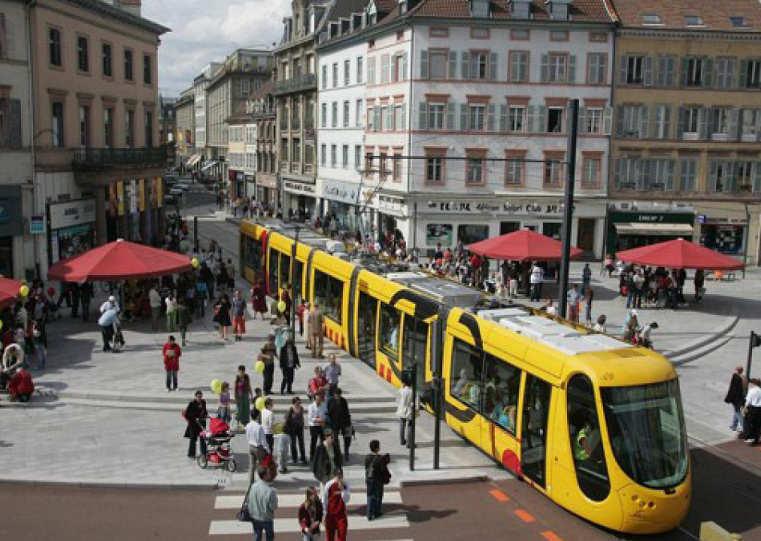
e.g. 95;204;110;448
0;320;3;331
191;257;200;269
254;360;265;374
210;379;222;394
18;285;29;298
277;300;286;313
255;396;266;411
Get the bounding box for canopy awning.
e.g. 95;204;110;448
614;222;694;236
201;161;218;172
0;276;23;309
616;238;743;270
466;229;583;261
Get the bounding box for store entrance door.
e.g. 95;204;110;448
500;221;520;235
577;218;596;254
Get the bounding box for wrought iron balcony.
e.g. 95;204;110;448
273;74;317;96
72;146;169;171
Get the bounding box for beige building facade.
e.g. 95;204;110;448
174;87;194;164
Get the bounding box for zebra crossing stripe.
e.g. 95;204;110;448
209;513;409;535
215;491;402;509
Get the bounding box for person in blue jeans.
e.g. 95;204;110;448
364;439;390;521
248;456;279;541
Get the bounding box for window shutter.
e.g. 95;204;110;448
418;102;428;130
487;104;496;131
527;105;536;134
577;107;586;133
420;50;429;79
648;105;658;139
470;54;478;79
446;103;456;130
568;55;576;83
380;54;389;84
614;158;625;187
665;160;675;190
385;106;393;130
448;51;458;79
665;56;676;87
367;106;374;131
639;159;651;190
643;56;653;86
536;106;547;133
8;99;22;149
499;104;507;132
615;105;625;136
603;106;612;135
461;52;470;80
401;53;408;80
460;103;469;131
619;55;629;83
374;107;381;132
726;58;737;88
401;104;406;130
540;54;549;82
663;105;672;139
489;52;498;80
655;55;665;86
753;162;761;193
703;57;714;88
681;57;690;86
739;59;748;88
639;105;649;139
755;109;761;141
729;108;739;139
699;107;710;139
709;160;718;191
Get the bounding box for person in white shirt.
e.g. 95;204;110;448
148;286;161;331
165;294;178;332
307;393;328;461
744;378;761;444
100;295;119;314
529;263;544;302
639;322;659;349
246;417;269;484
396;378;413;448
261;397;275;452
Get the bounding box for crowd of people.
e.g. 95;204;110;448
724;367;761;446
617;264;704;310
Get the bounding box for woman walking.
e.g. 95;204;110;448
235;365;253;430
213;294;232;340
285;396;307;464
183;389;208;458
217;381;231;424
251;280;268;320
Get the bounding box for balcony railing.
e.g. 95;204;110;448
73;146;168;171
273;74;317;96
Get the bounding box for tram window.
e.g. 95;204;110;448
483;354;520;435
450;339;483;410
314;269;343;323
268;251;279;294
294;261;303;301
244;237;261;270
280;254;291;289
567;374;610;502
379;303;401;358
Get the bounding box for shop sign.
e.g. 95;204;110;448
49;198;96;230
322;180;360;205
30;216;45;235
696;214;706;224
703;216;748;225
284;181;316;195
426;199;564;215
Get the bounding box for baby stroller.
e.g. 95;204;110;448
197;417;237;472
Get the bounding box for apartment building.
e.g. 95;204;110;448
608;0;761;263
191;63;219;168
226;100;257;199
251;80;278;207
315;6;370;232
174;87;195;166
0;0;34;279
28;0;168;273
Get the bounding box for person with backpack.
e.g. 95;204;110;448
364;439;391;521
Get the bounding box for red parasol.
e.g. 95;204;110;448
616;238;744;270
48;239;192;283
466;229;583;262
0;276;23;309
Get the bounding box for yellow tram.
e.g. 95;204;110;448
240;220;691;534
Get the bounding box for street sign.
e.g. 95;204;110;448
30;215;45;234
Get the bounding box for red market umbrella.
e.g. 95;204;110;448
0;276;23;308
47;239;193;283
616;238;744;270
466;229;583;262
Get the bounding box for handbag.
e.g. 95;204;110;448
237;483;254;522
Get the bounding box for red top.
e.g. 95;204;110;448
298;501;323;534
308;375;328;396
8;368;34;397
324;480;347;519
163;342;181;371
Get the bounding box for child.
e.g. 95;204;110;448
298;487;323;541
217;381;231;423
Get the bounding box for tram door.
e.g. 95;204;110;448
357;292;377;368
402;316;427;388
521;374;552;488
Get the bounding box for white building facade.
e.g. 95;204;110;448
357;0;615;258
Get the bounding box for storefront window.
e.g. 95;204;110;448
701;224;744;254
280;254;291;290
542;222;561;240
426;224;453;247
450;339;482;410
457;224;489;245
379;303;401;359
314;269;343;323
268;250;279;294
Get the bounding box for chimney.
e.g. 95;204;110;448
117;0;142;17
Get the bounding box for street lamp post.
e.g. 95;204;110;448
558;99;579;318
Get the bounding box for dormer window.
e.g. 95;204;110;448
684;15;703;27
730;16;746;27
512;0;530;19
641;13;661;25
470;0;489;18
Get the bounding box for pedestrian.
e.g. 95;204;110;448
638;321;658;349
312;428;343;485
99;294;119;314
80;282;93;322
364;439;390;521
231;289;247;341
149;285;161;331
183;389;207;458
273;423;291;474
30;321;47;370
261;397;275;452
632;270;645;309
324;353;341;396
235;365;254;430
195;279;207;318
213;294;232;340
583;287;594;326
261;332;277;395
217;381;232;423
322;469;350;541
396;377;413;448
251;280;268;320
593;314;607;333
567;284;580;323
743;378;761;445
308;366;328;400
281;284;292;325
176;298;191;347
285;396;307;464
309;303;324;358
725;366;747;434
247;456;278;541
308;392;327;461
623;310;639;344
296;299;306;337
298;487;323;541
165;293;178;332
529;262;543;302
694;269;705;302
279;333;300;394
304;302;312;350
162;335;181;392
508;268;519;298
327;387;352;462
246;414;270;484
252;387;263;423
97;307;119;352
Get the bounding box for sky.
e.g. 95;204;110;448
142;0;291;97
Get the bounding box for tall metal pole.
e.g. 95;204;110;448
558;99;579;319
747;331;756;380
409;366;417;471
193;215;199;253
290;226;300;335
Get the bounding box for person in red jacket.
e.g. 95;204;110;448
322;470;350;541
162;335;181;392
298;486;323;540
8;368;34;402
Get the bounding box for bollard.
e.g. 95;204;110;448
699;521;741;541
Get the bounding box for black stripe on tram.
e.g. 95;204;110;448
347;266;361;358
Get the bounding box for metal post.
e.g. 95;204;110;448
433;375;442;470
409;366;417;471
290;226;300;335
193;216;199;253
747;331;756;380
558;99;579;318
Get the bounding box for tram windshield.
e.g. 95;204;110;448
601;379;688;489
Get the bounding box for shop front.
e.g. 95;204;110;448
245;175;255;198
0;186;23;278
256;172;279;208
283;179;317;221
319;179;374;235
47;198;96;265
606;206;695;254
414;196;605;258
693;202;760;260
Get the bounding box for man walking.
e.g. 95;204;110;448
162;335;181;392
744;378;761;444
364;439;390;521
396;377;413;448
725;366;747;433
327;387;352;462
322;470;350;541
247;457;278;541
307;392;327;461
80;283;93;322
246;415;270;484
566;284;580;323
324;353;341;396
309;303;324;358
97;307;119;352
149;285;161;331
312;429;343;485
278;333;300;394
